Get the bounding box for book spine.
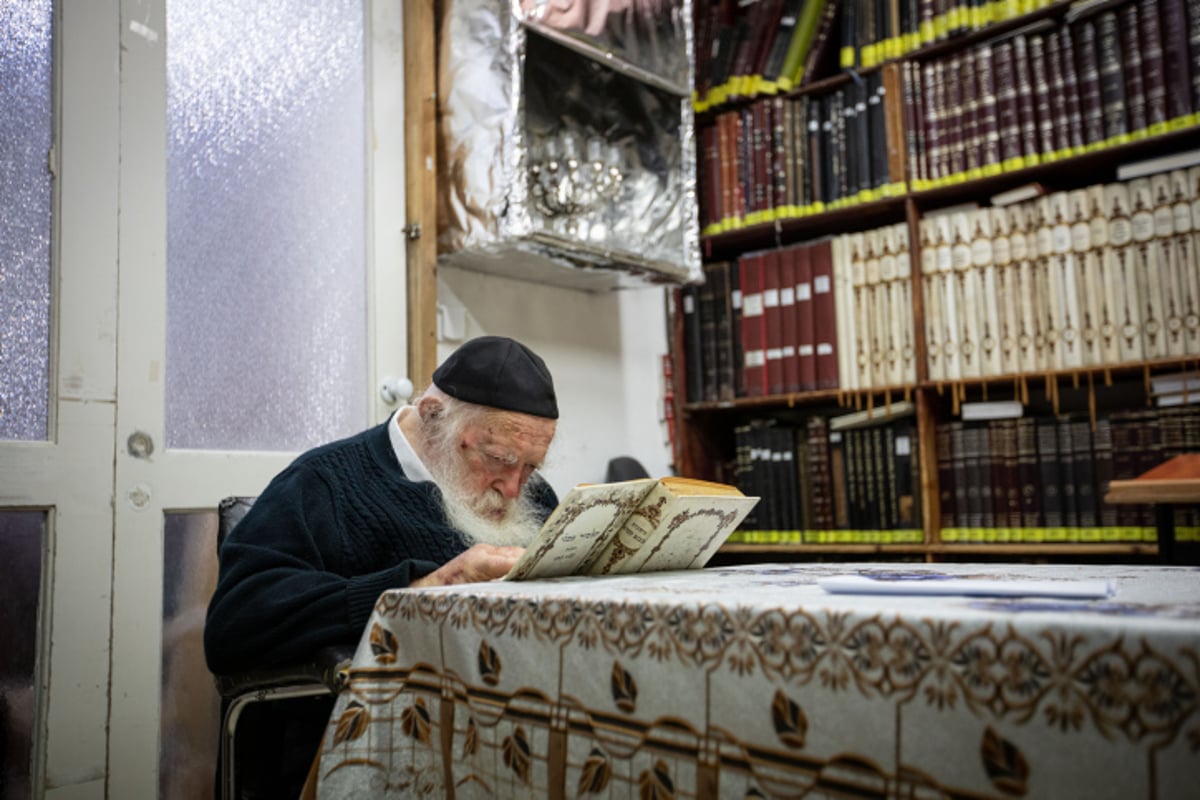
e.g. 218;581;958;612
1016;416;1041;529
762;249;785;395
945;53;966;177
1096;12;1128;141
1012;34;1041;163
1028;34;1057;158
960;47;982;175
1044;31;1071;155
1138;0;1169;128
1159;0;1194;121
1118;4;1149;135
1057;27;1085;152
799;0;842;87
739;253;768;397
807;416;835;533
698;268;719;402
1189;0;1200;113
1071;417;1098;533
1036;418;1065;539
936;421;957;532
795;243;818;390
724;257;744;398
812;238;840;389
779;245;800;392
681;285;704;402
1056;415;1078;534
1093;416;1118;528
773;96;790;212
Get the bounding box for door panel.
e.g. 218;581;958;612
0;1;407;797
109;1;407;797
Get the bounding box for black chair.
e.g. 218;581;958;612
212;496;354;800
606;456;651;483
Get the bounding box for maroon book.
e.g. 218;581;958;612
810;238;839;390
794;243;817;391
738;252;768;397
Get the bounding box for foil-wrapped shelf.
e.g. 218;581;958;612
437;0;700;291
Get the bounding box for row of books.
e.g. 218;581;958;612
726;402;1200;545
921;169;1200;381
699;71;905;234
937;405;1200;542
905;0;1200;191
729;410;923;542
683;220;923;403
693;0;840;110
692;0;1065;112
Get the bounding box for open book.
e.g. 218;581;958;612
504;477;759;581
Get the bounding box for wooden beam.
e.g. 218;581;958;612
404;0;439;388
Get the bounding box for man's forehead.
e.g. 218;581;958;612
473;411;556;447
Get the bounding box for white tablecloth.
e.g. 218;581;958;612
315;562;1200;798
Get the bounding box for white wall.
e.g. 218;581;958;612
437;265;673;495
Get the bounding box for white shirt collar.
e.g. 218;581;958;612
388;407;434;482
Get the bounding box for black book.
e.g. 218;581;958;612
1096;11;1129;140
1057;28;1086;152
697;269;719;402
869;70;889;189
1117;4;1149;134
681;285;705;403
936;422;957;531
1037;418;1064;534
1012;34;1041;161
729;259;745;398
1016;416;1042;528
1070;417;1098;531
1055;415;1079;532
763;0;807;83
1136;0;1168;128
1159;0;1195;119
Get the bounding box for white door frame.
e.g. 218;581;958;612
0;1;407;797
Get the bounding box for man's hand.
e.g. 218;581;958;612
409;544;524;588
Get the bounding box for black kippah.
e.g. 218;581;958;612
432;336;559;419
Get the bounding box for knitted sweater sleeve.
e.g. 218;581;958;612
203;463;443;675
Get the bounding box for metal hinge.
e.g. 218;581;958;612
402;223;421;240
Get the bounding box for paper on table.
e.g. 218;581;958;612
818;574;1116;599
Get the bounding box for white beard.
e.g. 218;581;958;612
422;436;543;547
440;491;542;547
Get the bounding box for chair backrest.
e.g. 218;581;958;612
606;456;650;483
217;496;255;550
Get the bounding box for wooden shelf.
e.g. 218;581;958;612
720;543;1161;556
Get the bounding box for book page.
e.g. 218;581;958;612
635;494;759;573
503;480;656;581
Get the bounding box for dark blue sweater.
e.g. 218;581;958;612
204;419;557;675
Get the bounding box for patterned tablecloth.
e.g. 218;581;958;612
314;562;1200;799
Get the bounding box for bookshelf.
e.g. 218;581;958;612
677;0;1200;562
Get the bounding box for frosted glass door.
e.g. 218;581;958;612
166;0;368;452
0;0;52;443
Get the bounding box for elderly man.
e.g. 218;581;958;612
205;335;560;798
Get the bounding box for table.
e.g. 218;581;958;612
314;563;1200;799
1107;452;1200;563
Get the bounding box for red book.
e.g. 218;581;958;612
739;252;768;397
794;242;817;391
778;246;800;393
810;238;839;390
761;248;785;396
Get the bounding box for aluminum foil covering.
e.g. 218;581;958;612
437;0;700;289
